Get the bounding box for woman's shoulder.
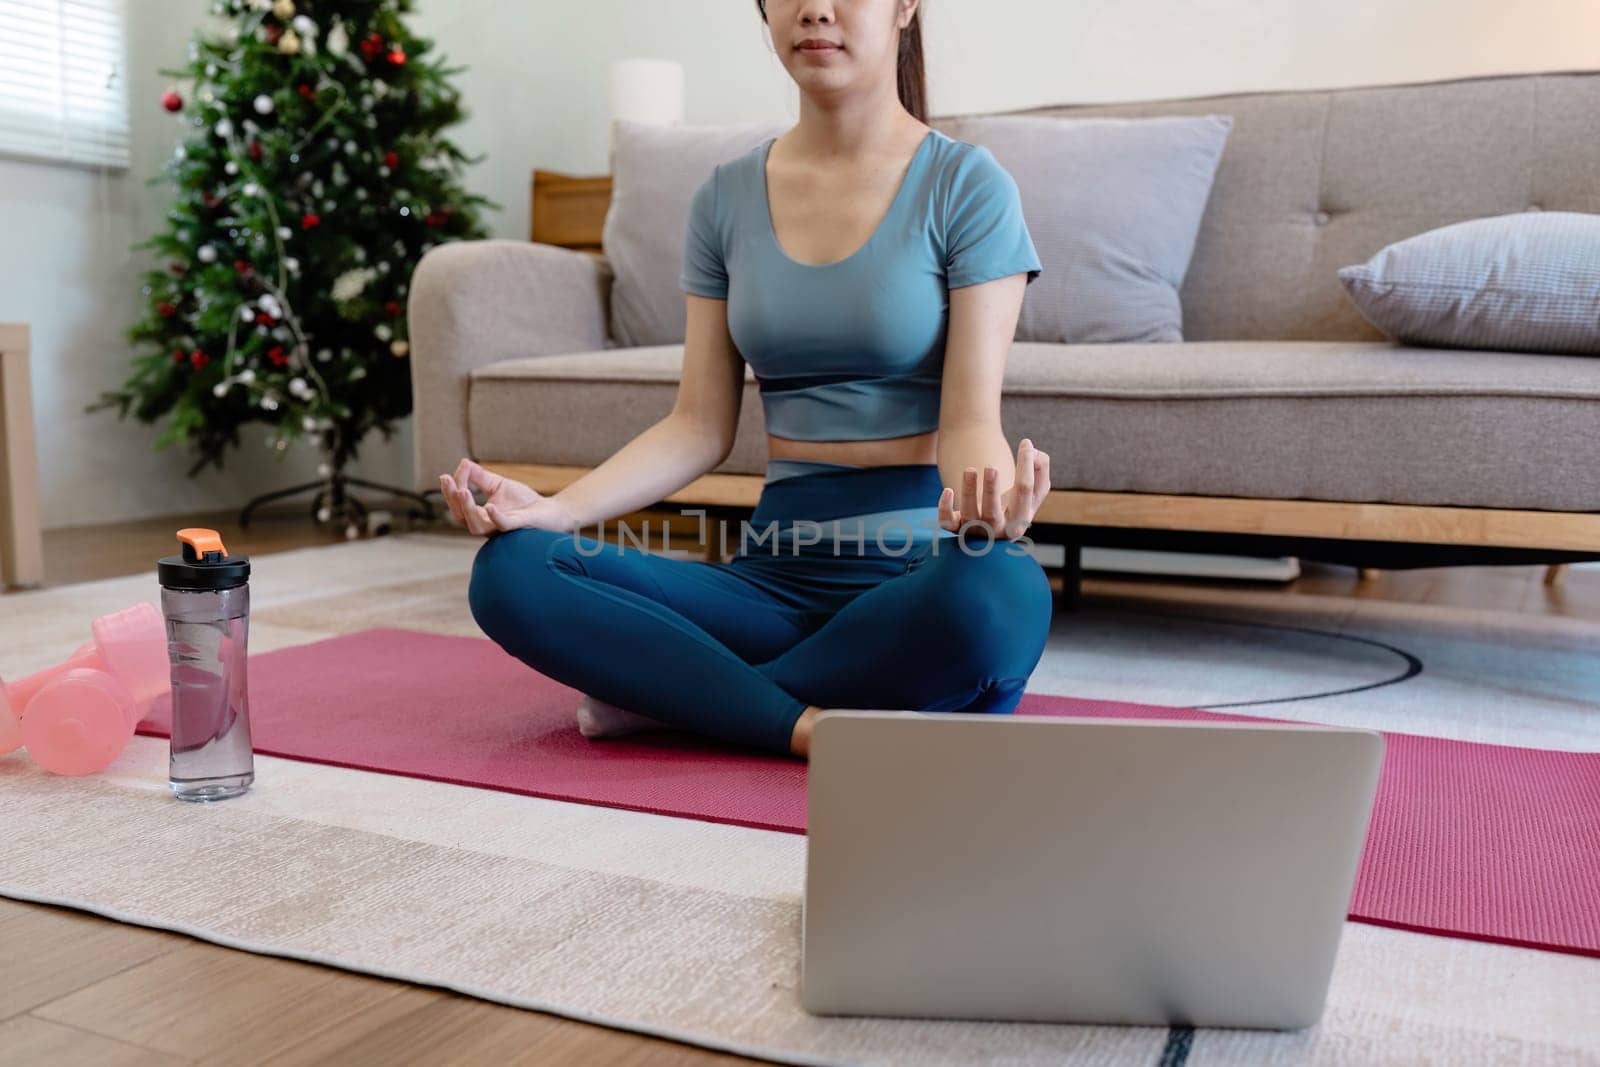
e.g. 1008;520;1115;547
917;129;1024;232
704;137;775;188
922;128;1014;191
690;138;773;213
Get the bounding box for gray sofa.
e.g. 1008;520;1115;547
409;70;1600;585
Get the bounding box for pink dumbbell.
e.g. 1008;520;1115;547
0;601;168;776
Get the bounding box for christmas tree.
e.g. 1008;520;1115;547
89;0;490;528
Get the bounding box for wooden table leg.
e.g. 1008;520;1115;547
0;324;45;591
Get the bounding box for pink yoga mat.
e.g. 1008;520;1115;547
138;628;1600;959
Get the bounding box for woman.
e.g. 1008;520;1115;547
442;0;1054;759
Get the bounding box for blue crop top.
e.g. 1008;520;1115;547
677;128;1042;442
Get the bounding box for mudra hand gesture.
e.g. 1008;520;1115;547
440;458;577;537
938;438;1050;542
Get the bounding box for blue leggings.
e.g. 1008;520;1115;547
467;460;1055;755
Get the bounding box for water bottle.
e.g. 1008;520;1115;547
157;528;254;801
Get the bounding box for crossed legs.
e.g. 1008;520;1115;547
467;526;1054;757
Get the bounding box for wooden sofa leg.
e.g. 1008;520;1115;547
703;518;726;563
1055;543;1082;613
1358;567;1381;582
1544;563;1567;587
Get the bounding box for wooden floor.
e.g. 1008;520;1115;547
3;499;1598;1066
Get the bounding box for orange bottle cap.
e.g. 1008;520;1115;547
176;528;228;562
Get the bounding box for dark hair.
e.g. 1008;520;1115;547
754;1;928;123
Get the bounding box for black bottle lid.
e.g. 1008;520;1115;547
158;528;251;591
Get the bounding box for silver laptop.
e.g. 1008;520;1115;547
801;711;1383;1030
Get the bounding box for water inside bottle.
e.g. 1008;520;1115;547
165;601;254;801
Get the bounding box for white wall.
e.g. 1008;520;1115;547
6;0;1599;530
413;0;1600;244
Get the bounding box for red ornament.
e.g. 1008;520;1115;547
201;190;219;209
255;312;276;329
161;90;183;113
301;213;321;229
263;24;283;45
156;302;177;318
297;83;316;101
248;139;264;162
233;259;254;276
387;48;406;66
172;349;186;364
190;349;210;370
267;345;289;367
360;32;384;59
384;151;398;169
384;300;403;318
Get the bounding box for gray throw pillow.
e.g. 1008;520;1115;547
939;113;1233;344
602;118;787;347
1338;212;1600;355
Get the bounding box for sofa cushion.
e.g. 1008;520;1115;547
939;114;1232;344
601;119;787;348
468;341;1600;513
968;73;1600;343
1338;211;1600;355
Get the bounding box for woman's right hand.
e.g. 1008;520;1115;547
440;458;578;537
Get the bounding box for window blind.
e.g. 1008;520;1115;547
0;0;129;168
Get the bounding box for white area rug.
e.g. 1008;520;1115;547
2;532;1597;1065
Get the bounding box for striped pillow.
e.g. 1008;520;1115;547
1338;212;1600;355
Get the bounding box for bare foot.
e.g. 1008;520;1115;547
789;705;824;758
576;694;672;739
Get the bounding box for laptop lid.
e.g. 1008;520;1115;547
801;712;1383;1029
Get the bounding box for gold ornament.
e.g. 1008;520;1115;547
390;340;410;358
272;0;295;18
278;28;301;54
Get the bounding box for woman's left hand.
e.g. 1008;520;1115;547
938;438;1051;542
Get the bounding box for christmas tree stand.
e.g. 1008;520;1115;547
238;473;438;538
239;431;438;538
